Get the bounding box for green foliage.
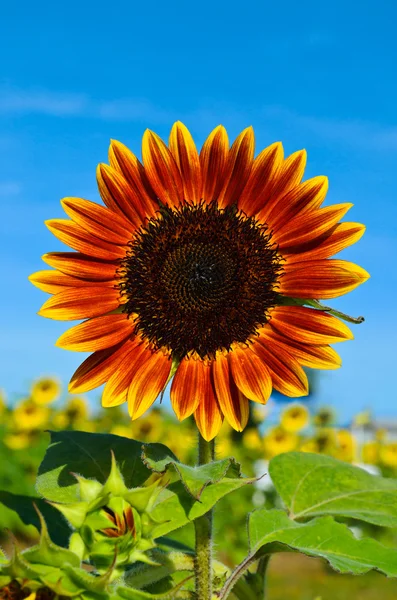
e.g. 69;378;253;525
36;430;172;502
248;509;397;576
269;451;397;526
0;491;72;546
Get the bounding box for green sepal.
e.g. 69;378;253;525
69;532;86;561
74;474;104;503
275;295;365;324
101;452;129;497
23;508;80;569
48;500;88;529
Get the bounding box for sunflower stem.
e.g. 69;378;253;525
194;432;215;600
256;555;270;598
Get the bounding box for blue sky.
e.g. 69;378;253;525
1;0;396;420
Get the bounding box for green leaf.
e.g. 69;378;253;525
36;431;173;503
0;490;72;547
248;509;397;576
143;445;242;500
269;451;397;527
149;476;255;538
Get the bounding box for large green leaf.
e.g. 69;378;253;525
36;431;175;502
0;491;72;546
248;509;397;576
143;445;242;500
269;451;397;527
142;447;256;537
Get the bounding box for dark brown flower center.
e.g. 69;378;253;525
119;201;283;359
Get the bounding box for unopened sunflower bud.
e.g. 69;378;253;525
52;453;163;575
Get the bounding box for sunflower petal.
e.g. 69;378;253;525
38;287;120;320
170;356;207;420
194;376;223;442
69;341;134;393
142;129;184;207
270;306;353;344
267;176;328;230
284;222;366;263
108;139;158;219
238;142;284;216
274;203;353;248
42;252;118;281
199;125;229;204
96;164;142;226
102;340;146;407
45;219;126;260
61;197;134;245
280;259;370;299
56;314;134;351
29;270;104;294
228;345;272;404
265;329;342;370
253;335;309;397
212;353;249;431
218;127;255;208
169;121;202;204
127;349;171;420
257;149;307;223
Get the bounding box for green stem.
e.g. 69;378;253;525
256;555;270;598
194;432;215;599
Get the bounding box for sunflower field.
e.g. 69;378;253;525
2;377;397;599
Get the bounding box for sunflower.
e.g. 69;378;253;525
31;376;61;405
30;123;368;440
380;443;397;469
362;440;379;465
264;426;298;458
12;399;50;432
280;402;309;432
334;429;357;462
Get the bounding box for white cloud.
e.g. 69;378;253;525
0;181;21;196
262;106;397;152
0;86;88;116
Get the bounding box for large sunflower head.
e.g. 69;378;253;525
30;123;369;440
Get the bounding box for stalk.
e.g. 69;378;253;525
194;432;215;599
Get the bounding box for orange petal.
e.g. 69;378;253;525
228;345;272;404
108;139;158;220
170;356;208;420
217;127;255;208
61;197;134;245
267;176;328;230
238;142;284;216
270;306;353;344
265;329;342;370
194;373;223;441
257;149;307;224
96;163;142;226
142;129;184;207
279;259;370;299
29;269;108;294
102;340;146;407
212;353;249;431
127;349;171;419
56;314;134;351
69;340;136;393
42;252;118;281
45;219;126;260
274;203;353;248
38;287;120;320
252;336;308;397
199;125;229;204
169;121;202;204
284;222;366;263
